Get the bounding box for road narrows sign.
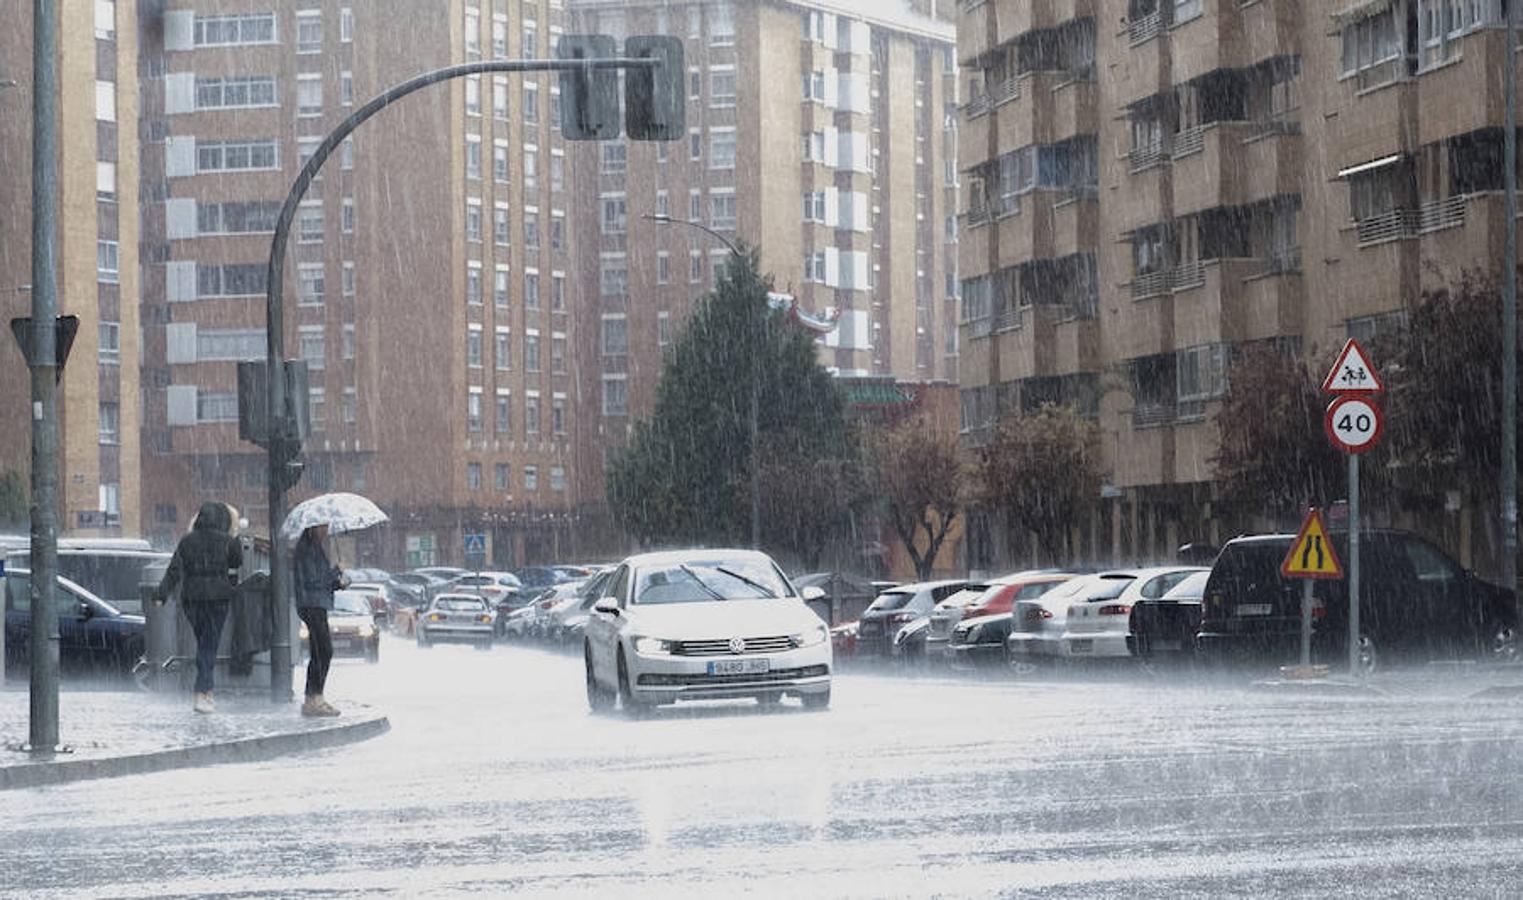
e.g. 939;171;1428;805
1324;395;1384;454
1281;508;1344;580
1321;338;1384;394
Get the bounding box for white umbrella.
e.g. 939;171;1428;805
280;492;389;545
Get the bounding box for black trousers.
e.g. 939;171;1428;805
184;600;229;694
298;606;332;698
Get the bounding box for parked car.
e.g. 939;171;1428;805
948;611;1016;668
346;567;392;585
346;582;394;629
926;583;996;658
1128;570;1211;661
6;547;170;615
389;572;449;607
515;566;575;590
930;572;1076;659
855;580;968;659
301;589;380;663
582;549;832;713
4;567;146;679
1007;572;1140;665
416;594;496;650
521;582;586;640
451;571;524;606
412;566;470;583
1061;566;1206;659
1196;530;1518;674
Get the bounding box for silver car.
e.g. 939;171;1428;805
416;593;495;650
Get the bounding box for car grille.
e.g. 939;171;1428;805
672;636;796;656
638;665;829;686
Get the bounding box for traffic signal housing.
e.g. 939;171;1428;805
557;34;620;141
624;36;685;141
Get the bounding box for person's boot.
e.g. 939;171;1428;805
302;695;340;718
193;692;214;714
315;695;341;716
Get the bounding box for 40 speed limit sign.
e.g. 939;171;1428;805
1324;395;1383;454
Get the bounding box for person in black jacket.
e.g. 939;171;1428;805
157;501;243;714
294;524;347;717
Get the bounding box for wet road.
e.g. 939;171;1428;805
5;641;1523;898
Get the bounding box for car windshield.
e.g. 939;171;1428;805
436;598;486;612
1163;571;1211;600
869;591;914;612
332;592;372;615
632;559;789;604
1086;577;1136;601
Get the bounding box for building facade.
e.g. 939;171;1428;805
566;0;959;543
957;0;1517;571
0;0;143;538
135;0;581;568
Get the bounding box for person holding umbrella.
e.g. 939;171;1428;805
294;523;348;717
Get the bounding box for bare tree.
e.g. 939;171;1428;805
869;419;967;582
979;405;1103;564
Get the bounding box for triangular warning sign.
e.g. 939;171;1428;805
1321;338;1384;394
1280;509;1344;580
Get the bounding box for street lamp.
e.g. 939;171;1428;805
644;213;760;550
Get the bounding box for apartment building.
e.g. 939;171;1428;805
957;0;1517;569
0;0;143;537
566;0;958;545
136;1;581;568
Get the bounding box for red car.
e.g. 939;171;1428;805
961;573;1074;621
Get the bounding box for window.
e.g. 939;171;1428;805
602;375;628;416
495;463;509;490
196;75;277;110
194;13;275;47
689;189;702;221
690;68;702;100
803;71;825;101
467;264;483;306
340;71;353;106
656;252;670;284
804;250;826;282
467;388;483;432
525;270;540;309
341;138;354;170
194;329;265;361
551;88;563;132
1340;9;1405;77
602;142;628;174
690;250;703;283
299;326;325;371
198;200;280;235
710;191;737;231
551;395;566;435
523;465;539;491
493;76;509;120
524;209;540;249
196;139;278;172
196;392;239;423
494;267;509;307
95;0;116;39
494;205;509;245
494;327;511;369
465;75;481;116
341;198;354;234
494;391;511;433
98;321;120;363
466;136;482;179
601;194;627;234
342;262;355;296
493;141;509;182
803;130;825;161
342;388;356;424
1176;343;1227;414
464;9;480;55
521;24;537;58
525;393;541;434
340;6;353;42
525;331;540;371
550;153;565;192
296;11;322;53
297;264;325;306
523;145;538;190
466;200;482;242
655;190;670;219
551;334;566;373
602;314;628;355
342;324;355;359
467;326;483;367
690;130;702;161
710;67;736;107
551;272;566;310
710;3;735;45
709;128;736;169
96;240;119;282
296;74;322;116
297;202;324;243
308;388;326;430
550;466;566;491
550;213;565;249
99;402;119;445
200;263;269;298
491;17;507;57
658;311;672;347
97;161;116;200
522;81;540;125
803;191;826;222
600;256;628;296
803;9;825;41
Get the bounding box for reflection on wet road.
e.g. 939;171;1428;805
4;642;1523;897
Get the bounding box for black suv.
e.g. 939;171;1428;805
1196;529;1517;673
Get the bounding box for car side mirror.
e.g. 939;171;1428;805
593;597;620;615
77;601;94;620
800;585;826;602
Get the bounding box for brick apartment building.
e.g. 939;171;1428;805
957;0;1517;571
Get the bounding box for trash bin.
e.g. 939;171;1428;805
138;559;183;691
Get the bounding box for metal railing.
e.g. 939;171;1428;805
1129;11;1164;44
1129;144;1167;172
1355;196;1469;246
992;74;1020;106
1417;194;1468;232
1170;260;1206;290
1265;246;1303;274
1172;125;1205;159
993;305;1023;332
1130;270;1171;299
1132;403;1176;428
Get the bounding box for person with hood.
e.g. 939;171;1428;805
156;501;243;714
293;524;348;717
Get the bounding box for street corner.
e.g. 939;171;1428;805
0;692;389;792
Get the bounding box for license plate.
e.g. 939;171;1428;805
1070;639;1093;654
1236;604;1273;617
707;658;770;676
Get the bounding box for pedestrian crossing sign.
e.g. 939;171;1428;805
1280;508;1344;580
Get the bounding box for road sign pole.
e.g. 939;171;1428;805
1301;579;1313;668
1348;453;1361;678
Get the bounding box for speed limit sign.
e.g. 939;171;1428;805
1324;395;1383;454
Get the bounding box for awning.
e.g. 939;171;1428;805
1330;0;1394;26
1336;154;1403;179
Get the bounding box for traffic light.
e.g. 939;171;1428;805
557;34;619;141
624;36;685;141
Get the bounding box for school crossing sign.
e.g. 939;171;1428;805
1322;338;1384;455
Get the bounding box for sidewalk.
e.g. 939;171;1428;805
0;687;388;791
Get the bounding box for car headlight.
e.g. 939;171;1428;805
965;624;983;643
792;624;828;648
632;636;674;655
299;623;309;640
358;623;375;638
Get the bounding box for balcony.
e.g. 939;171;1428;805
1171;122;1255;215
993;197;1054;269
1171;257;1296;347
1239;123;1302;202
1168;4;1241;85
1417;192;1509;288
1417;29;1513;147
958;2;995;66
1001;0;1061;44
995;309;1053;380
1113;416;1173;487
1050;190;1099;258
1329;71;1416;166
1114;155;1170;234
1238;0;1299;66
1171;416;1221;485
958;211;993;273
992;303;1098;381
1115;22;1168;108
1114;284;1173;360
960;102;992;167
1048;76;1098;142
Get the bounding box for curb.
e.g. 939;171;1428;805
1250;678;1387;698
0;712;389;791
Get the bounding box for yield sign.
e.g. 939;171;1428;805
1281;508;1344;580
1321;338;1384;394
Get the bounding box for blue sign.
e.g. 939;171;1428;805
464;533;487;554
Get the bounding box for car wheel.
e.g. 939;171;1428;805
1355;633;1380;677
1489;623;1518;665
366;644;380;664
801;688;831;710
586;644;616;712
617;648;648;718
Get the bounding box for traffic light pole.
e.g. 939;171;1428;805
262;56;656;702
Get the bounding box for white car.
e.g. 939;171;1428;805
1060;566;1206;658
1007;572;1139;663
582;549;832;714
